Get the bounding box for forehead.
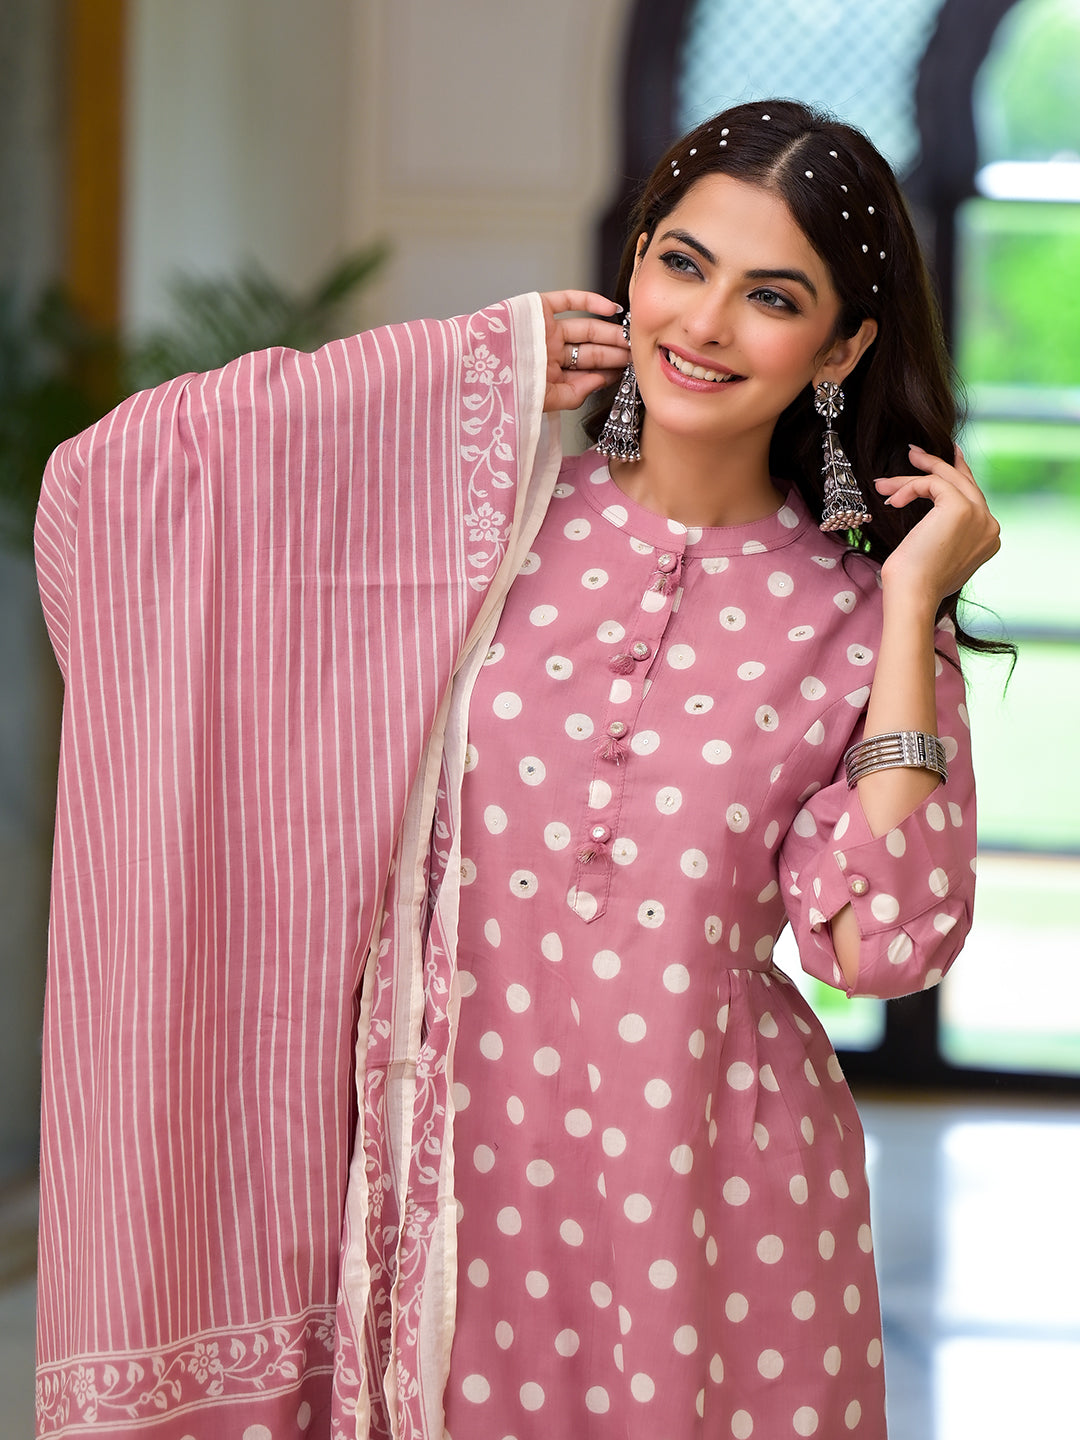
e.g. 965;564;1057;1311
656;174;835;290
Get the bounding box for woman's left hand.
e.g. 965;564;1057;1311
540;290;630;413
874;444;1001;609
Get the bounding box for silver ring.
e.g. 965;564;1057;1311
568;343;580;370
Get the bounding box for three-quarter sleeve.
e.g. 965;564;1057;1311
778;620;977;1000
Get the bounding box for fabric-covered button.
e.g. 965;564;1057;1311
657;552;677;572
608;720;628;738
631;641;652;660
590;825;611;843
849;876;869;896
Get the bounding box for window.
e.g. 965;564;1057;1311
604;0;1080;1089
940;0;1080;1077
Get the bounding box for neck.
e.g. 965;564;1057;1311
608;423;782;528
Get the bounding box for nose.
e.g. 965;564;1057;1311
682;283;736;350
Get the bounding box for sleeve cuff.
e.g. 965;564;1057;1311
809;785;965;937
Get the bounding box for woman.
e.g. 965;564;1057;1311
35;102;998;1438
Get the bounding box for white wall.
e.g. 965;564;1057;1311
124;0;633;332
346;0;630;325
125;0;357;327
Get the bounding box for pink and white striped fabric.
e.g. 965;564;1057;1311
33;294;556;1438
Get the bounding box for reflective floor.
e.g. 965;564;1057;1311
861;1095;1080;1440
2;1096;1078;1438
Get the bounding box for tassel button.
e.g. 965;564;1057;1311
577;823;613;864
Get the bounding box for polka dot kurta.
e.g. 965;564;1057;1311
440;450;975;1439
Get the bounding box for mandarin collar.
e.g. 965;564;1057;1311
575;452;823;559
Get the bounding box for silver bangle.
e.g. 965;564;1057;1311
844;730;948;788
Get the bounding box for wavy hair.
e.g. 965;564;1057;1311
585;99;1009;659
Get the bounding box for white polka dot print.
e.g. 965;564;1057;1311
702;739;732;765
588;778;612;809
630;729;660;755
441;454;965;1440
492;690;522;718
564;712;594;740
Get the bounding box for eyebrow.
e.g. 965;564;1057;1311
656;228;819;302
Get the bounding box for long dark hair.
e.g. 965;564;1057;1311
585;99;1008;659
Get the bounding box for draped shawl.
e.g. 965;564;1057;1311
33;293;558;1438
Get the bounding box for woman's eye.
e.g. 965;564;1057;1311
753;288;797;313
660;251;701;277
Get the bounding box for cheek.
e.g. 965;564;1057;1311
627;274;663;332
751;325;829;380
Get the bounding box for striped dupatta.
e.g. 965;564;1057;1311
33;293;558;1438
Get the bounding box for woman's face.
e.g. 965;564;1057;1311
626;173;873;454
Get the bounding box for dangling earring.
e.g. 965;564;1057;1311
596;313;642;463
814;380;871;532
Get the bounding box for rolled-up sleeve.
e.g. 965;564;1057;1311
778;621;977;1000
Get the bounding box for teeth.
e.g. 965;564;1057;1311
665;349;736;383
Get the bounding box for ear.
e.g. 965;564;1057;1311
626;232;650;307
813;318;877;388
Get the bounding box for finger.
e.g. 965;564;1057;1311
907;444;984;501
874;472;963;510
877;477;936;510
543;370;622;414
542;289;622;319
560;316;630;349
951;443;976;481
560;339;630;372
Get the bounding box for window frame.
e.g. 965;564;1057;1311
597;0;1080;1096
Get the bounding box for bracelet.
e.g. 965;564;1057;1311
844;730;948;788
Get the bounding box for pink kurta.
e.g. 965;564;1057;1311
441;451;975;1438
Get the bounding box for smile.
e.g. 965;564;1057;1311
662;348;743;383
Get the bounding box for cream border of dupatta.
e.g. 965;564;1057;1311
343;291;563;1439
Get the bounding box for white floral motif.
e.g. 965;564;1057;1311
466;500;508;543
463;342;501;385
460;311;518;591
36;1310;337;1428
187;1340;224;1387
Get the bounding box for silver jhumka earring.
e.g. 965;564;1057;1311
814;380;871;532
596;314;642;462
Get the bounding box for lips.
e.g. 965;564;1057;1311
662;347;743;384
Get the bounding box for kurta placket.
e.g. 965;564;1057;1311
568;530;688;923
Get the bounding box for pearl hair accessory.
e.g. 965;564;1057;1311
667;124;888;293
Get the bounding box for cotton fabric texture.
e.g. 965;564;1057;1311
33;294;974;1439
441;452;975;1440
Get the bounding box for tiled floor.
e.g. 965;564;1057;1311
2;1096;1078;1438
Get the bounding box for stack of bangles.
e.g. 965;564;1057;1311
843;729;948;788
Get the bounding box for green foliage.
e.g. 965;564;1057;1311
0;288;118;549
958;201;1080;388
126;243;388;391
957;199;1080;496
0;244;387;553
975;0;1080;162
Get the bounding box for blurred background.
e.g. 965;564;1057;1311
1;1;1078;1435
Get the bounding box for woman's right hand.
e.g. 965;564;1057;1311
540;291;629;413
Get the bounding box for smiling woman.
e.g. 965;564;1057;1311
34;96;1007;1440
617;175;876;526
